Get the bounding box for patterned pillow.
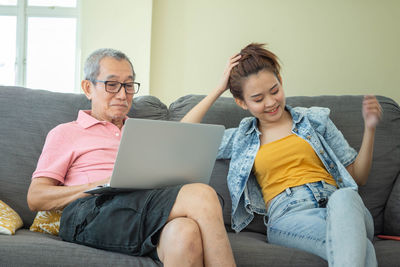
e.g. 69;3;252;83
0;200;24;235
30;210;63;236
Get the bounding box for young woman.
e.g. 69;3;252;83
181;43;382;266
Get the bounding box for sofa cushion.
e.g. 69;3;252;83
0;86;168;226
30;210;62;236
0;229;161;266
0;200;23;235
169;94;251;126
384;173;400;235
228;231;327;266
170;94;400;235
374;238;400;267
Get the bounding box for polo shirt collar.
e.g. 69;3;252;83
76;110;128;129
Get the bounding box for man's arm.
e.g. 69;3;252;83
27;177;108;211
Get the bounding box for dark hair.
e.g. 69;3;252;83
229;43;281;99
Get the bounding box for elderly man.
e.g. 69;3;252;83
27;48;235;267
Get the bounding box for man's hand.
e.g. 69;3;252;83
91;177;111;188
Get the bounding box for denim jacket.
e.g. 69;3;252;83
217;105;358;232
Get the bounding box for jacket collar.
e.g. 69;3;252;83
245;118;260;135
286;105;304;123
244;104;304;135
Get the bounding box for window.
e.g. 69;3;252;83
0;16;17;86
0;0;80;93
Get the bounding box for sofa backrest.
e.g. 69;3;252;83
169;94;400;235
1;86;399;236
0;86;168;226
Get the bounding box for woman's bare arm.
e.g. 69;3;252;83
346;95;382;186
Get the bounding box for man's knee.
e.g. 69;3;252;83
185;183;219;201
182;183;222;213
159;218;203;262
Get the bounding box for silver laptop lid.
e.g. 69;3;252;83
110;118;225;189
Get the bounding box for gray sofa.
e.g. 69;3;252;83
1;85;399;266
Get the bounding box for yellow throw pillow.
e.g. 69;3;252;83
30;210;63;236
0;200;24;235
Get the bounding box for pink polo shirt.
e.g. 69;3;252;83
32;110;126;186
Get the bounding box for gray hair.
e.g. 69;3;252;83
83;48;135;81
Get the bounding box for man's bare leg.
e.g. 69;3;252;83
157;183;236;267
157;217;204;267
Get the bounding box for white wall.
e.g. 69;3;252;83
150;0;400;105
79;0;400;105
80;0;152;96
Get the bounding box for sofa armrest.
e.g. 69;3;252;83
384;173;400;235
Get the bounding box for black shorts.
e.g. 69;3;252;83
59;185;182;261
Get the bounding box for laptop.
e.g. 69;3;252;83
85;118;225;194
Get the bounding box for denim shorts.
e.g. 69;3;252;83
59;185;182;261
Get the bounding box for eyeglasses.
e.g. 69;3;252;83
92;80;140;94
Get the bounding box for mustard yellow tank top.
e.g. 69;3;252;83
253;134;337;206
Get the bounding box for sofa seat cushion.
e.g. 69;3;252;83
228;231;327;266
384;174;400;235
374;238;400;266
228;232;400;267
0;229;161;266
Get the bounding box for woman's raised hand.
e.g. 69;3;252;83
362;95;382;129
215;54;241;95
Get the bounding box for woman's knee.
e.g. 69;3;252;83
327;188;366;219
158;218;203;262
328;188;362;207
